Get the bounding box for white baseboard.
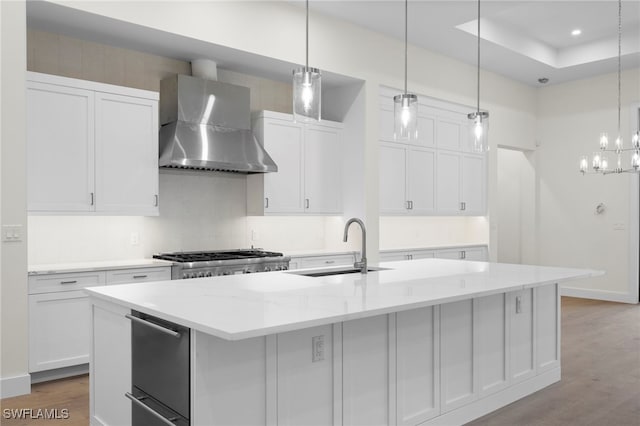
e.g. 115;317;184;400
421;368;561;426
560;285;638;304
0;373;31;398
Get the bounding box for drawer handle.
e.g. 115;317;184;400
124;393;179;426
325;260;335;264
60;280;78;285
133;275;148;279
125;314;180;338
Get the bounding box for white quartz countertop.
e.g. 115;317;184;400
29;258;173;275
85;259;600;341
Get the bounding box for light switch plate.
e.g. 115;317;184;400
312;335;324;362
2;225;23;242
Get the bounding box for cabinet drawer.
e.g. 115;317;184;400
106;267;171;285
28;271;105;294
297;254;356;269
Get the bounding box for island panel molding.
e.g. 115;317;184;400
87;259;598;426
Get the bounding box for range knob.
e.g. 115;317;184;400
198;272;204;278
264;266;271;272
223;271;232;276
205;271;213;277
190;273;197;279
281;265;289;271
182;273;189;279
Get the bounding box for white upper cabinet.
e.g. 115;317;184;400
27;81;95;212
27;72;159;215
379;87;487;216
248;111;343;215
95;92;159;215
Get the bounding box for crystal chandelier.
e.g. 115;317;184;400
580;0;640;175
393;0;418;141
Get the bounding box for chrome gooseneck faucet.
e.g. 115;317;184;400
343;218;367;274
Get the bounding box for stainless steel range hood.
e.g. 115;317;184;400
159;74;277;173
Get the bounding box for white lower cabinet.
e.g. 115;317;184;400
28;271;105;373
29;265;171;376
29;291;93;372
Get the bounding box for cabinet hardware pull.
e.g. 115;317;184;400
60;280;77;285
325;260;335;264
410;201;414;210
305;199;310;209
124;393;179;426
462;202;466;211
125;314;180;338
90;192;94;206
154;194;159;207
133;275;148;279
265;197;269;208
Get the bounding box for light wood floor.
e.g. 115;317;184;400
1;297;638;426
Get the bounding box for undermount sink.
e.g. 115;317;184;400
288;267;389;278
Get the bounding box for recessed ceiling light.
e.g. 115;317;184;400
571;29;582;36
538;77;549;84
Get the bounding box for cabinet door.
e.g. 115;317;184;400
277;325;334;426
510;289;535;383
29;291;91;372
436;151;462;214
397;307;440;424
380;142;408;214
407;147;436;214
436;118;463;151
461;154;485;215
380;252;409;262
304;126;342;214
27;81;95;212
415;113;436;148
440;299;477;412
95;93;159;215
263;120;305;213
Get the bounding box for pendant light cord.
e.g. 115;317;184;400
617;0;621;137
306;0;309;70
476;0;481;114
404;0;408;95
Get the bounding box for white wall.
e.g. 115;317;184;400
1;0;30;398
536;69;640;302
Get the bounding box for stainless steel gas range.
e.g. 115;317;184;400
153;249;290;280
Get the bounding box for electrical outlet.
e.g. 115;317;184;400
251;230;260;241
2;225;23;243
613;223;625;231
312;335;324;362
515;296;523;314
130;232;140;246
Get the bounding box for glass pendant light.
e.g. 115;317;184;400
580;0;639;175
467;0;489;153
393;0;418;141
293;0;321;122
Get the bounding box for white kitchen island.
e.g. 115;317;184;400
86;259;598;426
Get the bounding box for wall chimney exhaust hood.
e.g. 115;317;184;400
159;74;277;173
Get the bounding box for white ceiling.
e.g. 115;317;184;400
26;1;640;87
